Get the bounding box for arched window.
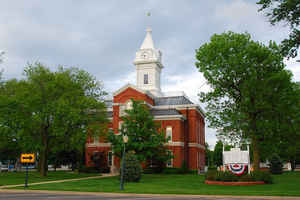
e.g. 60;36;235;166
166;126;172;142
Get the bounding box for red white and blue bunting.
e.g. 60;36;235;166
227;164;247;176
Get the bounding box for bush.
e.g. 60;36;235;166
251;170;273;184
205;170;273;184
268;154;283;175
122;152;142;182
177;161;189;174
205;169;218;180
79;166;100;173
90;151;110;173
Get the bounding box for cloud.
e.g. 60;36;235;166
0;0;299;148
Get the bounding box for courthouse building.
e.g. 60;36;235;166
86;28;206;170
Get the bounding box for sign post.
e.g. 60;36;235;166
20;153;35;188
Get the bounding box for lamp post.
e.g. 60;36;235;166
120;134;128;190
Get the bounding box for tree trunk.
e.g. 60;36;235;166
252;136;260;171
40;131;49;177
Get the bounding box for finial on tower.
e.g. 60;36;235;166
140;27;155;50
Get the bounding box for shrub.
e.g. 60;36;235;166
268;154;283;175
205;169;218;181
251;170;273;184
205;170;273;184
177;161;189;174
79;166;100;173
122;152;142;182
90;151;110;173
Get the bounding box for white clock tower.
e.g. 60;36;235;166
134;28;164;96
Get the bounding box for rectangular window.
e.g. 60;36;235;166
166;126;172;142
167;150;173;167
108;151;113;166
144;74;148;84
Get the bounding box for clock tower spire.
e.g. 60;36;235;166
134;28;163;96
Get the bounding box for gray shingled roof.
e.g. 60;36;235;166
154;96;194;106
150;109;180;116
104;100;113;108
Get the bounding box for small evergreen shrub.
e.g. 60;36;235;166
177;161;189;174
122;152;142;182
268;154;283;175
205;169;218;181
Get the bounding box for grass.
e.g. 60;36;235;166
0;171;100;186
14;171;300;196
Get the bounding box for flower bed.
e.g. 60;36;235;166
205;169;273;184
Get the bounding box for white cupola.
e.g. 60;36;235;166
134;28;163;97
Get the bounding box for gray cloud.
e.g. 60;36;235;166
0;0;299;147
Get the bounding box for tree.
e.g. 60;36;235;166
213;141;223;167
205;143;213;167
108;99;171;166
195;32;293;170
0;63;107;176
257;0;300;58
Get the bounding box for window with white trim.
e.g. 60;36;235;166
167;150;173;167
144;74;149;84
166;126;172;142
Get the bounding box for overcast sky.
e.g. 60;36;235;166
0;0;299;149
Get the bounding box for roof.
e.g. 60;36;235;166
150;109;180;116
154;96;194;106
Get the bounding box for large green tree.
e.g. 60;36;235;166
0;63;107;176
196;32;295;170
257;0;300;58
109;99;171;166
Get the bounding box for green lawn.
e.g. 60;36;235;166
15;172;300;196
0;171;100;186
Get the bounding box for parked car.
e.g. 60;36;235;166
0;161;9;172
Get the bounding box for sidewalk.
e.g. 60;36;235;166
0;173;114;189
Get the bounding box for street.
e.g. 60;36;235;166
0;191;297;200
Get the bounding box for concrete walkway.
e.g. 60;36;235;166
0;173;114;189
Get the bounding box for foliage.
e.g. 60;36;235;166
177;160;190;174
48;150;79;171
205;142;214;166
257;0;300;58
122;152;142;182
251;170;273;184
108;99;171;164
79;166;101;174
268;154;283;174
90;151;110;173
205;169;273;184
0;63;108;176
195;31;296;170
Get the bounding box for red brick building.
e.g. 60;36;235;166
86;28;206;171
